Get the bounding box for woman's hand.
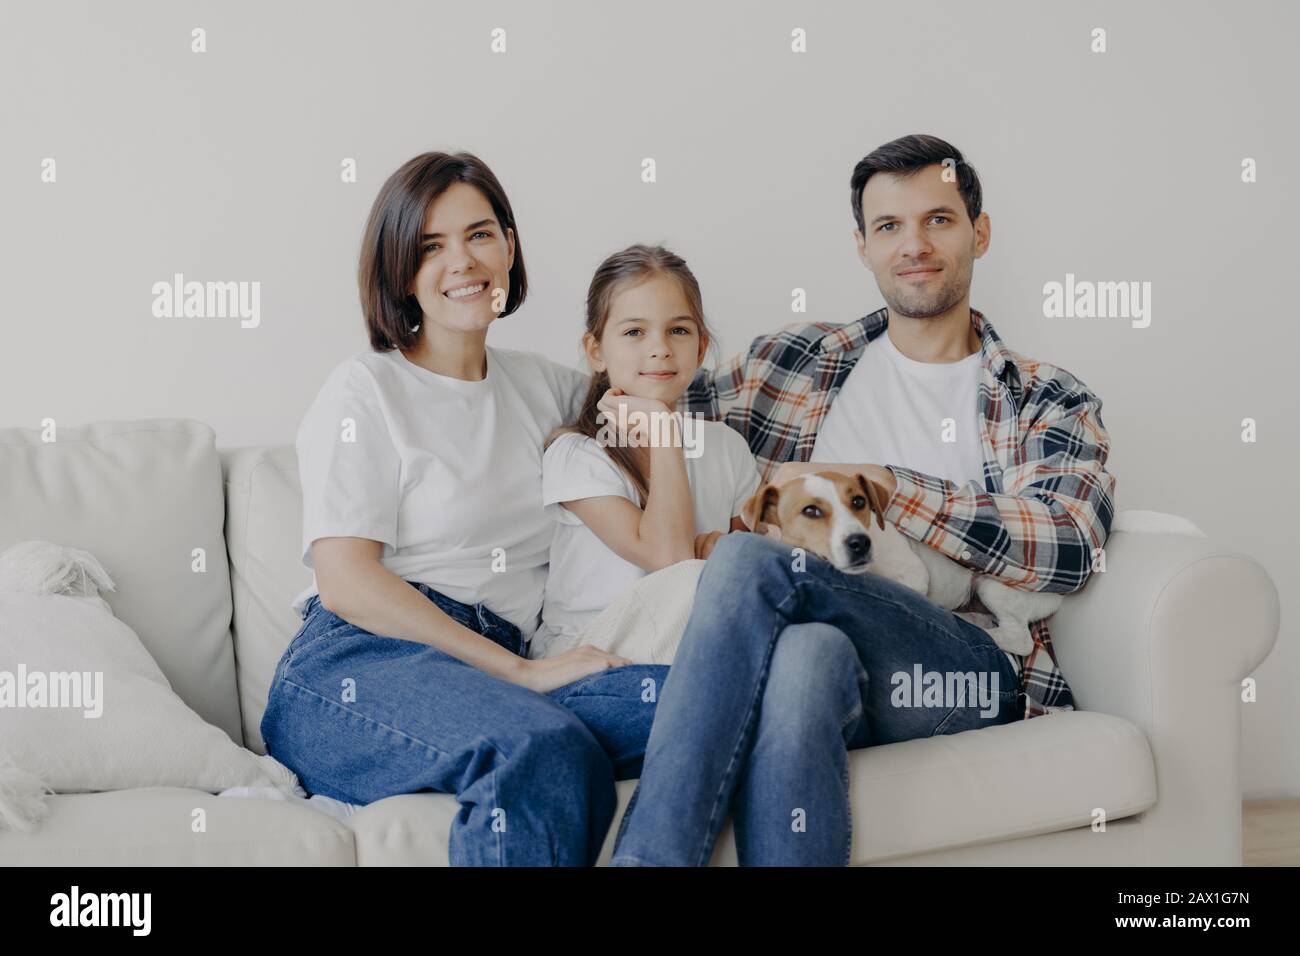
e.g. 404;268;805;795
510;645;635;694
596;387;673;448
694;530;723;559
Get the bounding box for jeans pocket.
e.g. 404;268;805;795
477;605;524;657
286;607;349;664
473;618;518;656
408;581;523;654
283;620;312;664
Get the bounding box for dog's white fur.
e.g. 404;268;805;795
741;471;1060;656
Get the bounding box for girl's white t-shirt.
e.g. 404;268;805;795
291;345;586;641
535;419;761;657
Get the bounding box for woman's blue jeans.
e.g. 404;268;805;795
259;581;669;866
608;531;1024;867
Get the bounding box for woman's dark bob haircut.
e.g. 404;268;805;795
359;151;527;352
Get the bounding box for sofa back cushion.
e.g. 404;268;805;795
0;419;242;744
220;446;311;753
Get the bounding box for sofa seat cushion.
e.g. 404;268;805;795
343;710;1156;865
843;710;1156;863
0;787;353;865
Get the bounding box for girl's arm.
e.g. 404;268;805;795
562;413;696;572
563;494;694;572
313;537;535;681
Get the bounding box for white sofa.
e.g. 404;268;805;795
0;419;1280;865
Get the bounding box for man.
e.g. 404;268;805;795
609;134;1117;867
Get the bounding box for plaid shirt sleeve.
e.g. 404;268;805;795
882;372;1117;595
682;339;755;425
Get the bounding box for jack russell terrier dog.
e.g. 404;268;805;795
740;471;1060;656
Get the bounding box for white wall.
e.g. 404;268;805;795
3;0;1296;797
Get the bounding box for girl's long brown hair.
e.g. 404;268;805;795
546;244;716;505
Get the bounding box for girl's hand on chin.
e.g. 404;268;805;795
596;387;675;447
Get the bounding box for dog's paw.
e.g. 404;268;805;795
990;626;1036;656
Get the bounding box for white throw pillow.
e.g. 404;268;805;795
0;544;303;832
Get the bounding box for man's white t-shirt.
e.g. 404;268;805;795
811;326;984;485
811;327;1023;673
291;345;586;641
535;420;762;658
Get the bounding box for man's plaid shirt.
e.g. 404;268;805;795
679;307;1117;719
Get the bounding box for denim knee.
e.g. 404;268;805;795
499;712;616;799
703;531;791;591
712;529;781;565
762;623;866;732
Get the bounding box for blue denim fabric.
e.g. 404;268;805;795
609;531;1023;867
260;581;668;866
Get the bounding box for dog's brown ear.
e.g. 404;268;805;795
855;473;890;530
741;483;781;531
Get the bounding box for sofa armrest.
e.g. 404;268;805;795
1047;517;1280;864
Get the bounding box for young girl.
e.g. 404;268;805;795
532;244;762;662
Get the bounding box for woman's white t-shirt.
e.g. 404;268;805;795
291;345;586;640
534;419;761;658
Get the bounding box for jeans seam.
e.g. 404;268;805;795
277;676;452;758
613;782;639;851
487;763;503;867
811;577;1022;698
842;756;852;866
841;690;862;866
930;703;961;737
819;575;1004;655
839;702;863;732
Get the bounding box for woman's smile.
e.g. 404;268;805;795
444;281;489;302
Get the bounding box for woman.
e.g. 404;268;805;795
259;151;669;866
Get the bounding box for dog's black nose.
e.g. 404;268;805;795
845;533;871;561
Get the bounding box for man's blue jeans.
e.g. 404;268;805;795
609;531;1024;866
260;581;669;866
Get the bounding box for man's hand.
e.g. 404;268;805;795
771;461;898;499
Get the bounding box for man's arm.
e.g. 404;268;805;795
680;339;754;422
776;389;1116;595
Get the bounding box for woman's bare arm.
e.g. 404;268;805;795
311;537;631;692
313;537;526;680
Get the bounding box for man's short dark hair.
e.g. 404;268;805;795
850;134;983;235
